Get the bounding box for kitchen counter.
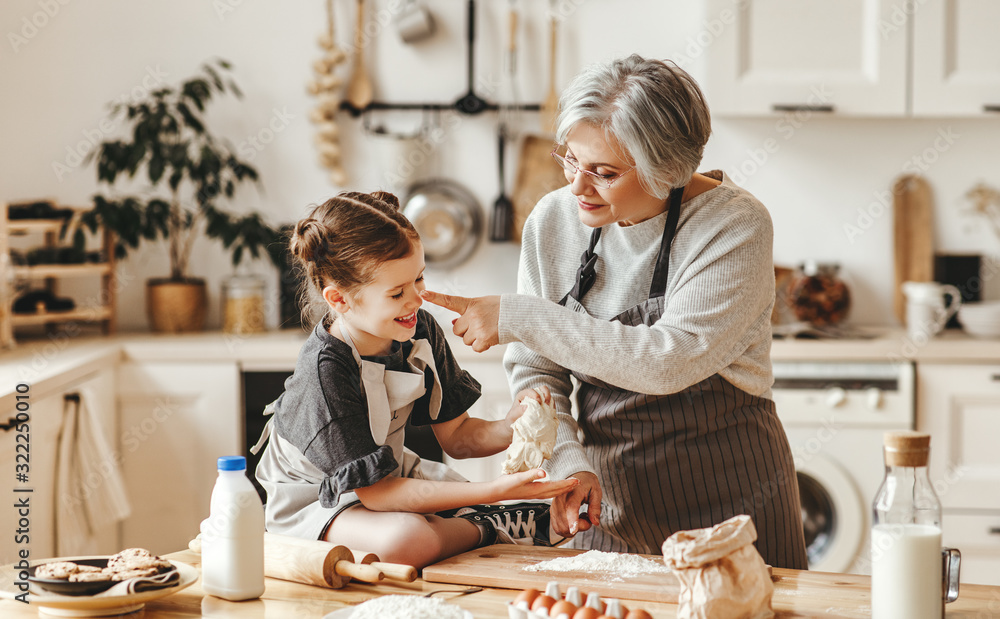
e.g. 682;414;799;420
4;549;1000;618
770;328;1000;363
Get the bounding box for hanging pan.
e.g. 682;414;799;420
402;179;483;269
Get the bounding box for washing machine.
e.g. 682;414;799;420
771;361;915;573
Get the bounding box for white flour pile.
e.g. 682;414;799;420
350;595;466;619
524;550;672;582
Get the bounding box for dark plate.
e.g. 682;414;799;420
27;558;176;596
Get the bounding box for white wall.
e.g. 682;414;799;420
2;0;998;331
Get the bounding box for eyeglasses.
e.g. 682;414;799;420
550;146;635;189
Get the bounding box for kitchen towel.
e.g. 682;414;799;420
56;387;131;556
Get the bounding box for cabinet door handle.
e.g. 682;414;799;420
990;527;1000;536
991;374;1000;382
772;104;835;113
0;417;19;432
984;105;1000;113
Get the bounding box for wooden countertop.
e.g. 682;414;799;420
5;549;1000;618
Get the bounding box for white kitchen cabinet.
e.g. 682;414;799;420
117;361;240;556
0;366;117;564
0;389;61;565
941;512;1000;586
912;0;1000;116
705;0;908;116
917;362;1000;585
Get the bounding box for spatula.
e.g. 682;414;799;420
345;0;374;111
490;125;513;241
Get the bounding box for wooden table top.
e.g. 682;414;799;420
3;549;1000;618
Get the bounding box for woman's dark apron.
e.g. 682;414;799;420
560;187;808;569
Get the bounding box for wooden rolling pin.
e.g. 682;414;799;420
264;533;382;588
190;533;417;586
349;549;417;582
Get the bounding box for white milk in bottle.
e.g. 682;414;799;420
871;524;942;618
201;456;265;601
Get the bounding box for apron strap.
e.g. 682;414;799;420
560;184;686;306
647;185;686;300
560;227;603;306
249;402;277;455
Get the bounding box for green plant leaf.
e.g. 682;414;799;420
148;154;166;184
176;102;204;134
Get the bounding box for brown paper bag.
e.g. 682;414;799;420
661;515;774;619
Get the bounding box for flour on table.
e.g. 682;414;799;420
350;595;466;619
502;389;557;474
524;550;672;582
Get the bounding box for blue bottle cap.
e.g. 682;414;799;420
217;456;247;471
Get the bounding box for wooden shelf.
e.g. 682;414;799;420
13;263;112;278
8;219;67;234
10;306;113;327
1;202;116;346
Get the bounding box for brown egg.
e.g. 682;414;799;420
550;600;578;618
625;610;653;619
514;588;540;607
573;608;602;619
532;594;557;613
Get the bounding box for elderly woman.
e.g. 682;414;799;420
422;55;808;569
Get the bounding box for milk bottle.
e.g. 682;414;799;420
871;432;957;619
201;456;265;601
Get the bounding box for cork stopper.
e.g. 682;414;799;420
883;431;931;467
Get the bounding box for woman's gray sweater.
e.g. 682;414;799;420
499;172;776;481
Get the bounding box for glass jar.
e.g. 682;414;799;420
222;275;266;334
788;260;851;327
870;432;958;619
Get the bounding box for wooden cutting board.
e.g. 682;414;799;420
423;544;775;604
511;135;566;243
893;174;935;323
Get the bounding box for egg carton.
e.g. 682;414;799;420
506;581;652;619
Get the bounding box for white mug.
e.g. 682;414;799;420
902;281;962;343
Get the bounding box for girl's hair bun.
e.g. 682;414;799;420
371;190;401;210
291;218;328;264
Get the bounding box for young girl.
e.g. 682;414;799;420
252;190;578;568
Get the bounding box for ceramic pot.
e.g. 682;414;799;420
147;278;207;333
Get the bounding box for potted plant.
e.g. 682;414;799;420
83;59;284;333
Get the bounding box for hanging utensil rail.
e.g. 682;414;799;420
339;0;541;117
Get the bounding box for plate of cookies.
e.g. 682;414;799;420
0;548;198;617
28;548;177;596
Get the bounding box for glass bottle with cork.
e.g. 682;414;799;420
871;431;960;619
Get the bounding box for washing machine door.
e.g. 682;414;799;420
795;454;866;572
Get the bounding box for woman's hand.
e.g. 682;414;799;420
420;290;501;352
551;471;603;537
490;469;579;502
504;386;552;430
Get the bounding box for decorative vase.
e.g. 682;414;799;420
146;278;207;333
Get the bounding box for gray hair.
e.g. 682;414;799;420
555;55;712;200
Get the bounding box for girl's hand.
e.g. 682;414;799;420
491;469;579;502
504;386;552;428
